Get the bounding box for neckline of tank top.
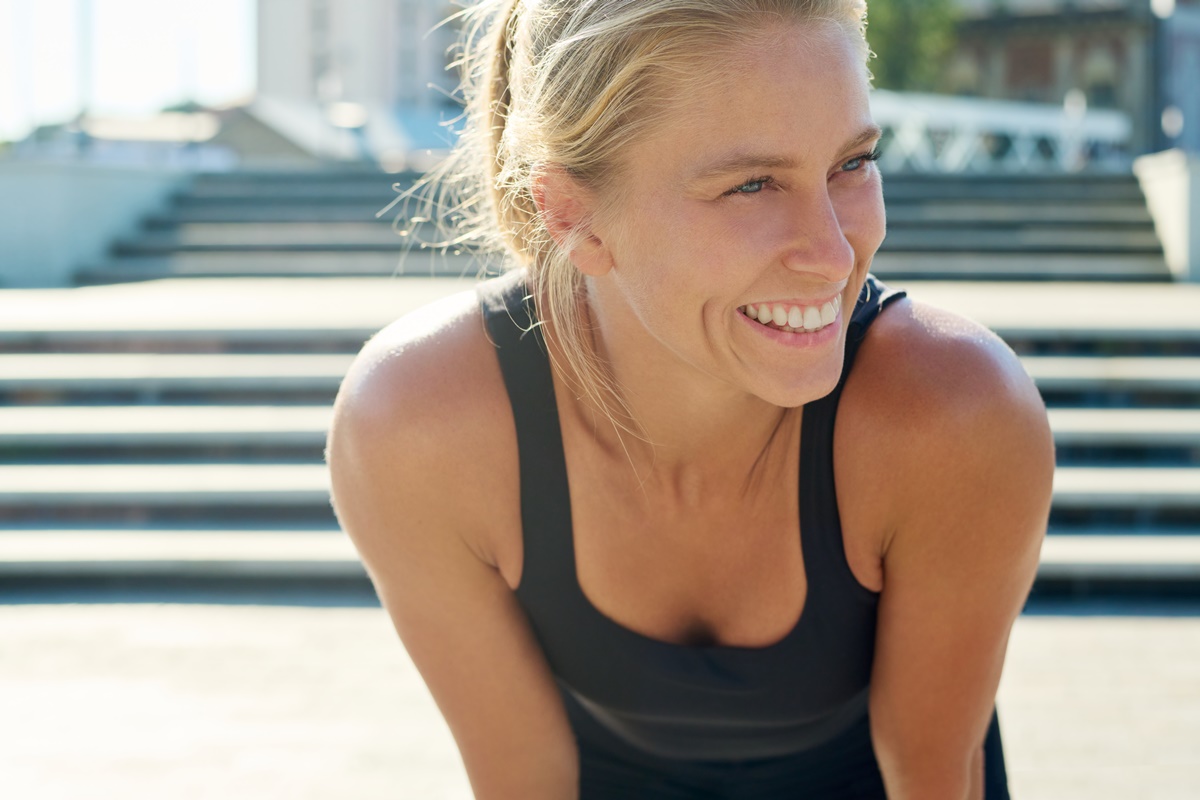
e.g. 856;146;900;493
480;269;887;657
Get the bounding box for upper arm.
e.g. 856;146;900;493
326;299;578;799
852;301;1054;798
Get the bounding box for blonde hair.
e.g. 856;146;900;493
418;0;871;436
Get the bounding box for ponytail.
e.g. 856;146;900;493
482;0;540;263
486;0;520;190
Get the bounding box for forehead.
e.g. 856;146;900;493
627;22;873;177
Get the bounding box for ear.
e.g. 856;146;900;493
532;167;614;277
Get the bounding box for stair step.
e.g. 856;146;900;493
0;277;469;349
0;353;353;393
171;178;1145;205
1052;468;1200;508
872;252;1169;280
147;206;405;225
4;353;1198;397
1;530;1195;583
1038;535;1200;580
880;228;1161;252
1;406;1196;452
880;179;1146;203
4;278;1195;347
77;252;484;283
79;251;1170;282
148;203;1156;227
1024;357;1200;393
0;406;332;447
0;464;329;506
0;464;1195;511
178;184;403;203
120;225;1162;253
1048;408;1200;447
0;529;363;580
884;203;1153;225
128;223;404;247
904;281;1200;342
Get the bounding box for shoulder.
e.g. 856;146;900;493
840;293;1054;552
852;293;1046;423
849;296;1055;780
326;279;519;567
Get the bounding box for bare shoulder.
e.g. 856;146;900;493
847;297;1056;784
326;285;577;792
327;283;518;567
839;295;1055;551
849;296;1045;428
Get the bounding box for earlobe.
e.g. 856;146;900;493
532;167;614;277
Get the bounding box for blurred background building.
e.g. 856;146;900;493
950;0;1200;155
254;0;459;170
2;0;1197;169
245;0;1200;167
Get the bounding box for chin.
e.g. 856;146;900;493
755;357;846;408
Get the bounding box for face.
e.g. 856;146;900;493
586;21;886;409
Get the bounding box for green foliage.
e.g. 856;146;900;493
865;0;961;92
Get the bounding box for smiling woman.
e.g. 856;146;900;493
326;1;1055;798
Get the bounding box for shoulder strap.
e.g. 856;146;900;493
799;274;906;600
475;271;577;604
842;274;907;378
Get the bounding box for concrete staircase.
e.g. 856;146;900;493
2;169;1195;601
2;275;1199;600
75;170;1171;284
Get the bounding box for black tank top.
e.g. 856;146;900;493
477;270;908;762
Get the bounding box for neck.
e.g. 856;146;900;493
545;286;803;505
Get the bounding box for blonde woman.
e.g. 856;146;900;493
327;1;1054;797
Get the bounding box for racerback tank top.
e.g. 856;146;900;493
477;270;907;762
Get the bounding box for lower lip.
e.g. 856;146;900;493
736;308;842;349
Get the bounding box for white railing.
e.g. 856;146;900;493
869;89;1132;174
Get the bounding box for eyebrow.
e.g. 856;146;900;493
687;124;883;184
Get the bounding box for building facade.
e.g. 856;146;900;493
253;0;1200;164
255;0;459;167
948;0;1200;154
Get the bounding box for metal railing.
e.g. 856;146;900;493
870;89;1132;174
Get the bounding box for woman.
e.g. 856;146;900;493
327;0;1055;797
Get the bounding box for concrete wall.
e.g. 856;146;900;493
0;162;184;288
1134;149;1200;282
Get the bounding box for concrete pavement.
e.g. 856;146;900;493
1;599;1197;799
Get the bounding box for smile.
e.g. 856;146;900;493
738;296;842;334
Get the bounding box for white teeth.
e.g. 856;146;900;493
743;295;844;334
821;301;836;325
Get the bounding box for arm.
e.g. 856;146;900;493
327;306;579;800
852;302;1054;799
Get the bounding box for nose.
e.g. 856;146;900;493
779;189;856;281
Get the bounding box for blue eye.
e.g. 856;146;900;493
842;149;881;172
725;177;771;196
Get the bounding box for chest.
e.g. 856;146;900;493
491;412;886;650
570;478;807;647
